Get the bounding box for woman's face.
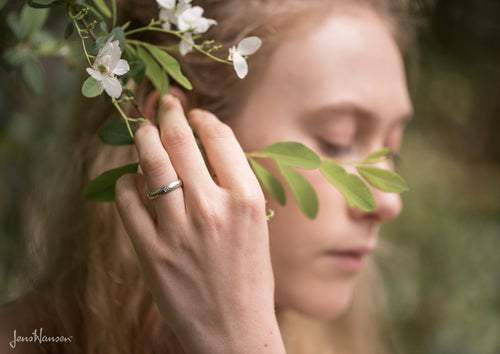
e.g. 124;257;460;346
231;5;413;319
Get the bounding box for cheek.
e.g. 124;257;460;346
270;222;359;320
266;171;360;320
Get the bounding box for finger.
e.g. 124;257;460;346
187;109;258;191
115;173;157;256
157;95;213;190
134;122;185;217
135;170;158;222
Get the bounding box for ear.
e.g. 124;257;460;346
142;86;190;123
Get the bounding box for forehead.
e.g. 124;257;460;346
251;5;412;120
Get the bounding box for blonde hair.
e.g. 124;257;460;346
12;0;413;353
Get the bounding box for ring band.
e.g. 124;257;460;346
146;179;183;200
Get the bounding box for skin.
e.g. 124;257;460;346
232;4;413;320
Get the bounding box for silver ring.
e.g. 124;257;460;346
146;179;183;200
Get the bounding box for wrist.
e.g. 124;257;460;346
179;312;286;354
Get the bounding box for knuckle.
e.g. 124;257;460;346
162;126;192;149
140;152;167;177
230;188;265;216
201;120;234;141
192;194;225;232
135;124;158;141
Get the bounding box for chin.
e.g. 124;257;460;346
275;276;358;321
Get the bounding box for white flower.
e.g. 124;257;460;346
159;7;176;30
156;0;176;9
157;0;216;55
228;36;262;79
158;0;197;30
86;37;129;98
177;6;217;55
177;6;216;33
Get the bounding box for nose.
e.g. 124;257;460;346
348;163;403;223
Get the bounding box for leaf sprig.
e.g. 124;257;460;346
3;0;409;220
247;143;408;219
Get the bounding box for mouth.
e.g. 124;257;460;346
323;246;375;272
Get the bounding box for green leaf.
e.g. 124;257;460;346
277;163;318;219
125;59;146;85
6;12;24;41
93;0;111;18
21;4;49;41
356;166;408;193
27;0;58;8
0;0;7;10
64;21;74;39
136;46;168;94
83;163;139;202
98;121;136;145
109;27;126;51
249;158;286;205
142;43;192;90
82;77;101;98
360;147;391;164
86;4;104;21
320;161;375;212
100;21;108;33
21;58;44;95
88;35;108;56
2;45;27;69
260;142;321;170
124;43;137;57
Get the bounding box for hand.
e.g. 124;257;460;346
115;95;285;354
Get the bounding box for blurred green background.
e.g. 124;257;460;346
1;1;499;354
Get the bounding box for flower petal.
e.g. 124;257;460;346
86;68;103;81
113;59;130;76
236;36;262;56
156;0;175;9
179;33;193;56
193;17;217;34
159;7;175;28
232;52;248;79
177;6;203;31
102;76;123;98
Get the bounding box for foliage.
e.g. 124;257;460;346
1;0;408;219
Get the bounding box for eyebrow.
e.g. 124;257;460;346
306;101;414;127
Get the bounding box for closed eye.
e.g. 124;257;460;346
318;140;352;157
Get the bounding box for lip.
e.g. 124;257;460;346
323;245;375;272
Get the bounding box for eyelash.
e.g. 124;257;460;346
319;139;402;164
318;140;352;157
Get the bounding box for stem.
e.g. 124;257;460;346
245;152;386;166
130;98;144;117
126;27;231;65
70;9;93;67
69;5;97;41
319;156;389;166
111;0;117;29
80;17;97;41
112;98;135;140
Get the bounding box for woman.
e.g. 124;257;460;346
0;0;414;353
